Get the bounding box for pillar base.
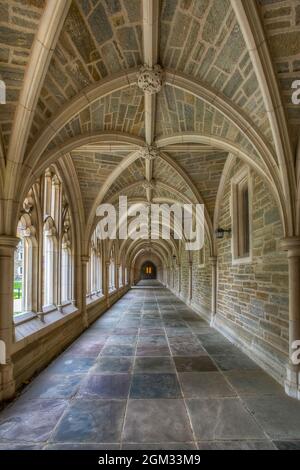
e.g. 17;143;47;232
0;362;15;401
37;311;45;322
285;363;300;400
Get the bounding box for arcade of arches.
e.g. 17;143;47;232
0;0;300;448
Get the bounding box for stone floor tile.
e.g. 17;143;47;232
186;398;265;440
197;440;275;450
179;372;236;398
170;343;207;357
91;357;134;374
136;345;171;356
273;440;300;450
46;357;95;375
106;335;137;346
45;443;120;450
78;374;131;399
0;399;68;442
130;373;181;399
51;399;126;443
122;442;197;450
101;345;135;356
174;356;218;372
134;357;175;374
224;370;284;396
123;399;193;443
243;396;300;439
21;374;83;399
212;353;261;371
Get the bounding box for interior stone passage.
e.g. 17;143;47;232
0;0;300;451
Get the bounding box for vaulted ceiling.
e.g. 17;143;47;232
0;0;299;251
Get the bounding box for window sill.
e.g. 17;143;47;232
13;304;80;352
14;311;37;326
232;255;253;266
86;293;104;305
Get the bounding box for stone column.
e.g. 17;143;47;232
115;264;120;291
104;261;110;304
178;264;181;295
209;256;218;326
0;236;19;400
188;261;193;304
81;255;89;329
130;266;135;286
167;266;170;288
56;240;62;313
282;237;300;399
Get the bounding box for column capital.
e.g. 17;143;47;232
0;236;20;249
209;256;218;265
81;255;90;264
281;237;300;256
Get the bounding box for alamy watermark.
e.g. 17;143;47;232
292;340;300;366
0;80;5;105
96;196;204;251
292;80;300;105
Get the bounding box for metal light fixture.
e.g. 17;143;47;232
215;227;231;239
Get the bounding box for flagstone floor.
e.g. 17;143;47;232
1;282;300;450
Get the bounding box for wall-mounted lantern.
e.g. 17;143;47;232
215;227;232;239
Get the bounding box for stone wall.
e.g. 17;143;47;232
178;239;212;320
191;242;212;320
215;161;289;383
180;246;190;301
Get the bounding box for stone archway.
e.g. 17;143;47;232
140;261;157;280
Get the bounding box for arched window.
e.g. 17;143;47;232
96;243;102;294
90;241;97;295
61;210;73;303
119;264;123;287
43;217;58;307
109;246;115;292
61;233;72;302
15;167;74;319
87;227;103;298
14;213;38;316
14;237;24;316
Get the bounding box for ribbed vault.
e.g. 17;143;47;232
0;0;299;254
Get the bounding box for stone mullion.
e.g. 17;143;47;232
188;261;193;304
115;263;120;291
37;223;44;318
104;261;110;298
178;264;181;295
57;236;62;312
81;255;89;329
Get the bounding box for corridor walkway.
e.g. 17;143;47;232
0;285;300;450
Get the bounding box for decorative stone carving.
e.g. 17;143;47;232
23;225;36;238
137;64;164;95
142;179;156;191
139;145;160;161
23;196;34;213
